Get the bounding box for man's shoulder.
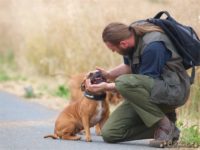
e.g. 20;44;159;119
142;31;168;45
143;41;166;54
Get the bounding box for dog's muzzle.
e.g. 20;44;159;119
83;71;107;101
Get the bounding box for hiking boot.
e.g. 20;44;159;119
166;111;177;123
149;116;176;148
172;126;180;144
166;110;180;144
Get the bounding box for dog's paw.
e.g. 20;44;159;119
85;136;92;142
95;130;101;136
74;136;81;141
68;136;81;141
96;132;102;136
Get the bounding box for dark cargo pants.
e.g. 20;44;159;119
102;74;171;143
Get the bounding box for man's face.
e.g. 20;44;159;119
105;42;133;56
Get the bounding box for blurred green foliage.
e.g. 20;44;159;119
0;70;11;81
24;86;36;98
0;49;15;82
0;49;15;67
54;85;70;99
177;121;200;148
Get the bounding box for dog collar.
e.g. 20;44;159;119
84;91;106;101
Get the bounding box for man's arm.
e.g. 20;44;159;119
106;63;131;81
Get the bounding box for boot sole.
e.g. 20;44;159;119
149;139;173;148
149;126;180;148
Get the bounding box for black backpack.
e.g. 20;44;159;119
145;11;200;84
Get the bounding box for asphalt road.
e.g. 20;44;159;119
0;91;165;150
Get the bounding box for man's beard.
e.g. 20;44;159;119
117;46;134;56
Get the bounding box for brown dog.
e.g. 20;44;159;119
44;72;109;142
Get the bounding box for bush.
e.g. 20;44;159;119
177;121;200;148
54;85;70;99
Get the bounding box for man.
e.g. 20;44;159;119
85;22;190;147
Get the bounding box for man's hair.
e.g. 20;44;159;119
102;22;163;45
102;23;131;45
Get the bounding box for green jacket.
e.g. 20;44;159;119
130;31;190;107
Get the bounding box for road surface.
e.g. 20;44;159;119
0;91;165;150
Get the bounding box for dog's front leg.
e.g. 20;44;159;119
82;116;92;142
99;110;110;131
95;123;101;136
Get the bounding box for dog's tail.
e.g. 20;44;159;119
44;134;59;139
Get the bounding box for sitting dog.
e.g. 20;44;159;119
44;71;109;142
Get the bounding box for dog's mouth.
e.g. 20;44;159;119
88;71;106;84
81;71;107;92
82;71;107;101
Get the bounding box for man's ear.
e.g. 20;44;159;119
119;40;128;49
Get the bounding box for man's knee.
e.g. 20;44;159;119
101;125;124;143
101;126;116;143
115;74;141;96
115;74;134;93
115;74;153;95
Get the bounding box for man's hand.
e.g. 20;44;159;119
96;67;110;79
86;67;110;80
85;79;116;94
85;79;107;93
96;64;131;81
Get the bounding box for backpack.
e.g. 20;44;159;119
132;11;200;84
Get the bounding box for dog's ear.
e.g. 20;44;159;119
80;74;89;91
88;72;93;79
80;80;86;91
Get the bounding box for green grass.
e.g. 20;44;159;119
0;49;18;82
0;71;11;82
53;85;70;99
177;121;200;148
178;75;200;127
0;49;16;69
13;75;27;81
0;69;27;82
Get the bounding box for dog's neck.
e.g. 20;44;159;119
84;91;106;101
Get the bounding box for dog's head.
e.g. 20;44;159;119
81;71;106;91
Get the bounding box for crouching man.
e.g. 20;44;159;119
85;22;190;148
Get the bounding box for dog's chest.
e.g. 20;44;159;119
90;101;104;125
